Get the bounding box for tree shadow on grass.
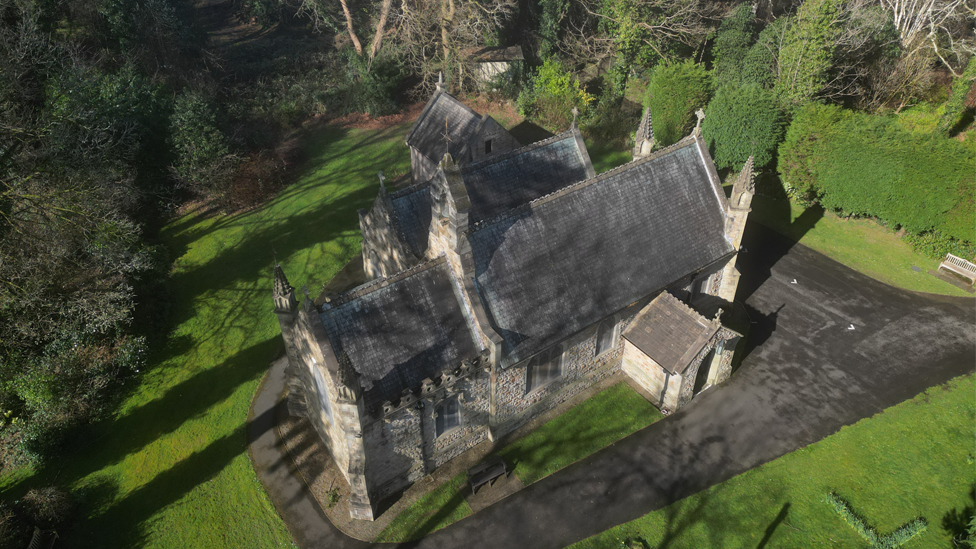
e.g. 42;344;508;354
942;486;975;546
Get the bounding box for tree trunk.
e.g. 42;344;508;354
340;0;364;56
369;0;394;59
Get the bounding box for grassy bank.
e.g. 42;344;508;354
376;382;663;542
571;374;975;549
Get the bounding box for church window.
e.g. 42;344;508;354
311;365;334;425
526;347;562;393
484;139;493;154
596;319;616;356
435;396;461;436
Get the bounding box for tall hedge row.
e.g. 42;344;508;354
779;103;975;247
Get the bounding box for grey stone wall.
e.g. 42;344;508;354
410;147;438;184
469;117;519;163
362;372;491;503
360;192;416;281
492;313;632;437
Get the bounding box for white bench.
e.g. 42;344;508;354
939;253;976;285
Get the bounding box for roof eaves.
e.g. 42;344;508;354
326;256;448;307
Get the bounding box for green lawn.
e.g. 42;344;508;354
570;374;975;549
376;382;663;542
1;123;412;547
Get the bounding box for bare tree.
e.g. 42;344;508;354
878;0;975;73
393;0;515;94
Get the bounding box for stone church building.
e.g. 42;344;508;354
273;83;754;521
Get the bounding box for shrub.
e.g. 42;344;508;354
341;52;403;117
778;103;976;246
702;83;787;169
939;56;976;135
741;17;790;89
778;102;848;199
170;90;235;194
774;0;842;105
905;230;976;260
517;58;594;132
646;60;713;147
712;4;756;85
20;486;75;530
824;492;927;548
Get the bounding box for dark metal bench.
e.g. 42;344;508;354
467;456;508;494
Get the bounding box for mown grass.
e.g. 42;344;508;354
570;374;975;549
0;122;412;547
376;382;663;541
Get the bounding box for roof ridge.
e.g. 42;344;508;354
326;256;447;306
462;129;577;172
659;291;708;324
464;136;700;236
389;179;432;200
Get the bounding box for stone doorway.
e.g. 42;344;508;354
693;349;715;395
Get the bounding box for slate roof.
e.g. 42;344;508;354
389;183;432;256
622;292;718;374
462;132;593;223
406;91;482;165
467;137;734;367
319;258;480;411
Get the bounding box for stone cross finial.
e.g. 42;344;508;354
693;109;705;135
378;171;386;189
301;284;310;300
571;107;579;127
436;71;444;91
714;308;724;322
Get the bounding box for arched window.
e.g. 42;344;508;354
596;319;615;356
435;396;461;436
526;347;562;393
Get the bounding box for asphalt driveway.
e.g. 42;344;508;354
249;223;975;549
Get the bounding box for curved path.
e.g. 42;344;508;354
248;223;975;549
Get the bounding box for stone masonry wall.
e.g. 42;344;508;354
621;340;680;410
362;372;491;503
493;313;634;437
360;194;415;281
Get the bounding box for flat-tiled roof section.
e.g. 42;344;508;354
461;132;591;224
468;139;733;368
389;183;432;257
320;258;479;411
622;292;717;374
406;92;482;164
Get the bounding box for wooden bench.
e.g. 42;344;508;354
939;253;976;285
467;456;508;494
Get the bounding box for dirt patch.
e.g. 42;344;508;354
320;103;426;130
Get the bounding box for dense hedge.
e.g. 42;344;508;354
646;60;713;147
779;103;975;251
702;83;787;169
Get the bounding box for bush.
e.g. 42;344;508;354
774;0;842;105
712;4;756;85
20;487;75;530
778;103;976;245
939;56;976;135
646;60;713;147
741;17;790;89
905;230;976;260
824;492;927;548
170;90;234;194
488;59;533;100
778;102;848;199
702;83;787;169
517;58;594;132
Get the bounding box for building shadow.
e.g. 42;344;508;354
508;121;553;146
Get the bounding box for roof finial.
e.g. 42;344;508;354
693;108;705;135
378;170;386;190
571;106;579;129
436;71;445;92
714;308;724;322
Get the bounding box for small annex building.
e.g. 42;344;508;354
273;87;755;521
